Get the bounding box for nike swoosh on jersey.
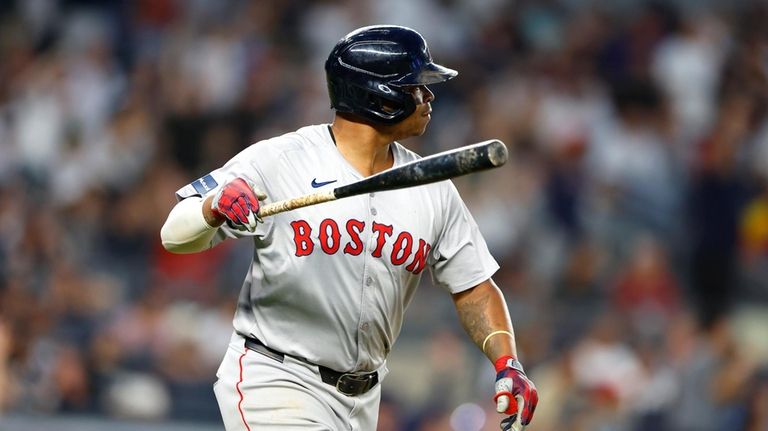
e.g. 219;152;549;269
311;178;338;188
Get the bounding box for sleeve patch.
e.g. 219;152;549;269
191;174;219;195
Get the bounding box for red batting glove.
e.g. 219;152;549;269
211;178;267;232
494;356;538;430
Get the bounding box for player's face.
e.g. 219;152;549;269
392;85;435;139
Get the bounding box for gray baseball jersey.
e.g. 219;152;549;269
176;124;499;373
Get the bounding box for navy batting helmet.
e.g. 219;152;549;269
325;25;458;125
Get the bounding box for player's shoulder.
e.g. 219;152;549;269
240;124;331;160
259;124;330;151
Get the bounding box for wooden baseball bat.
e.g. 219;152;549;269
257;139;508;218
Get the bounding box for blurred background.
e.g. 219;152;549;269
1;0;767;430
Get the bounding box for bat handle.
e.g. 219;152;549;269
257;190;337;218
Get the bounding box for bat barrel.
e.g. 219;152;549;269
335;139;508;199
256;139;508;218
454;139;508;170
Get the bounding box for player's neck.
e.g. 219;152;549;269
331;119;394;177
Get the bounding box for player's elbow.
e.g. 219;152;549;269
160;221;193;253
160;225;213;254
160;197;218;254
160;234;181;254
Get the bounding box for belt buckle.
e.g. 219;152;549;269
335;372;372;396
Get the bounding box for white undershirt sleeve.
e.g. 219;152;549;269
160;196;220;254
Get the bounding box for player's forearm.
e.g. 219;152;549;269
452;279;518;361
161;196;223;253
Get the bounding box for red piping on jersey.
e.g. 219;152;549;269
237;350;251;431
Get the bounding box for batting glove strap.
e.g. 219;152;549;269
495;356;525;374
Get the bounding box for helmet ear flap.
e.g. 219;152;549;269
377;84;394;95
345;81;416;123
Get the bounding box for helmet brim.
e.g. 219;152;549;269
391;62;458;86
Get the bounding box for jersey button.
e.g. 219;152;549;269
361;323;369;331
370;193;375;198
365;277;373;286
371;208;377;216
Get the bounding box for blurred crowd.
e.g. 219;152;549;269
1;0;767;430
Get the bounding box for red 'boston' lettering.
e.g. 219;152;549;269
291;220;314;256
406;239;431;274
290;218;432;275
343;219;365;256
391;232;413;265
319;219;341;254
371;222;393;257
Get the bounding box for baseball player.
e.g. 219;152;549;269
160;25;537;431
